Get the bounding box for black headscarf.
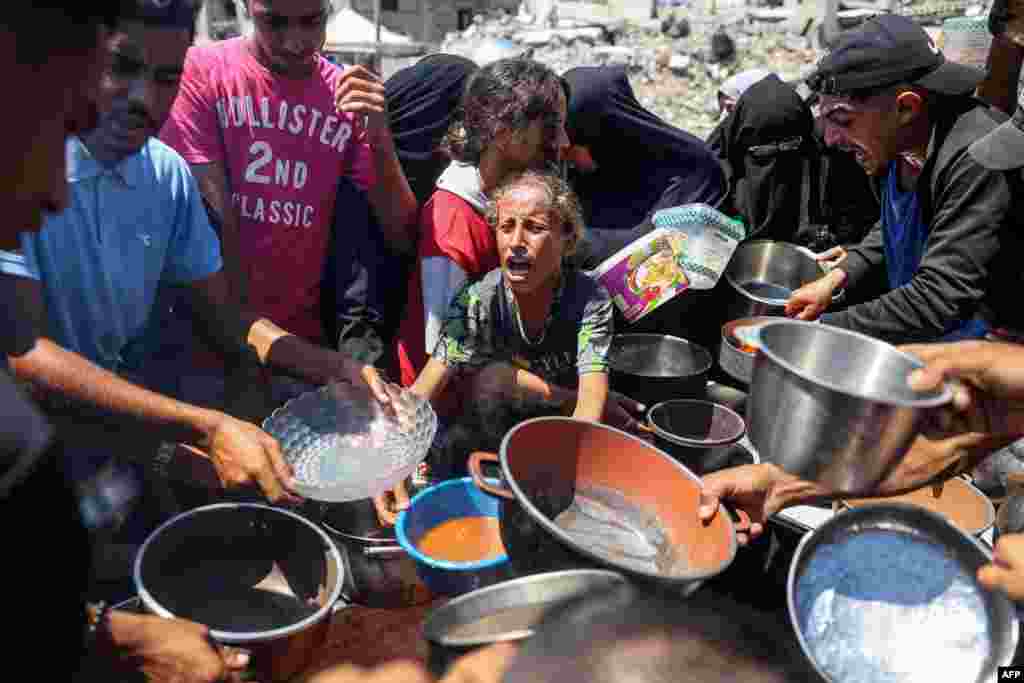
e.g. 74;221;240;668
385;53;479;204
563;66;726;232
709;74;818;243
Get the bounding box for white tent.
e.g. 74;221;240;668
324;7;414;51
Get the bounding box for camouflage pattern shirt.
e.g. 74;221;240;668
434;268;613;387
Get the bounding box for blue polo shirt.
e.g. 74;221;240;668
3;137;222;372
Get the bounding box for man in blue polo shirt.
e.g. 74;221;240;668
0;0;392;596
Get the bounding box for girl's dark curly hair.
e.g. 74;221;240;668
441;57;567;165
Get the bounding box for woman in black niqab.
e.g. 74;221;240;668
709;74;819;244
385;54;479;204
563;66;726;234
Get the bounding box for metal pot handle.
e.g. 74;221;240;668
796;245;846;306
795;245;818;262
468;452;516;500
362;545;408;558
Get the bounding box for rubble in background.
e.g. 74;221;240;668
440;6;822;139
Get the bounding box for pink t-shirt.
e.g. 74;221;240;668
161;38;374;344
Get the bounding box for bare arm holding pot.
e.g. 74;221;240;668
700;339;1024;598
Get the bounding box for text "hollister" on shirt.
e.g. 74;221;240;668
215;95;353;153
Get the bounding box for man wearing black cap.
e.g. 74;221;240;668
785;14;1021;344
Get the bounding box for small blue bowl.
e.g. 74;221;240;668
396;477;512;596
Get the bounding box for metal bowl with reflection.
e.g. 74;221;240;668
723;240;829;320
646;399;747;476
746;320;952;495
788;503;1017;683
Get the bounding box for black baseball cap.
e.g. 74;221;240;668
808;14;984;97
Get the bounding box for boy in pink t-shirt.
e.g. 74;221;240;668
162;37;367;344
161;1;417;347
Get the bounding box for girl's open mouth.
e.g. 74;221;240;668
506;255;532;279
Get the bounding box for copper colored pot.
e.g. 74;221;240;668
468;418;748;591
840;476;995;538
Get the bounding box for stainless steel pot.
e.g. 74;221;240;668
722;241;832;320
718;316;774;386
315;490;430;608
422;569;627;677
134;503;344;683
839;477;995;539
322;518;430;609
609;333;712;405
788;503;1018;683
746;320;953;494
645;399;748;476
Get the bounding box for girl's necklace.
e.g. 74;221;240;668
507;280;549;347
513;297;547;347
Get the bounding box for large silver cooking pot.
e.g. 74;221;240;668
746;320;952;494
723;240;835;320
134;503;344;682
318;497;431;609
608;333;712;405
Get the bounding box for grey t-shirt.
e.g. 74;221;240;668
434;268;613;388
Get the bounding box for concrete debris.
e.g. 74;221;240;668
591;45;639;64
438;4;850;138
660;13;692;39
671;17;692;39
669;53;692;74
709;28;737;63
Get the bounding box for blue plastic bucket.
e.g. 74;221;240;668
396;478;512;596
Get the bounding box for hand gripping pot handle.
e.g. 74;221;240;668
795;245;845;304
468;452;516;500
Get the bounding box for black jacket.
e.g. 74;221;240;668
824;99;1021;343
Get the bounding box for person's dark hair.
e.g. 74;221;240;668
4;2;131;64
241;0;334;18
503;584;819;683
429;394;553;480
121;0;203;34
441;58;567;165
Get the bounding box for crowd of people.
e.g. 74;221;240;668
5;0;1024;681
